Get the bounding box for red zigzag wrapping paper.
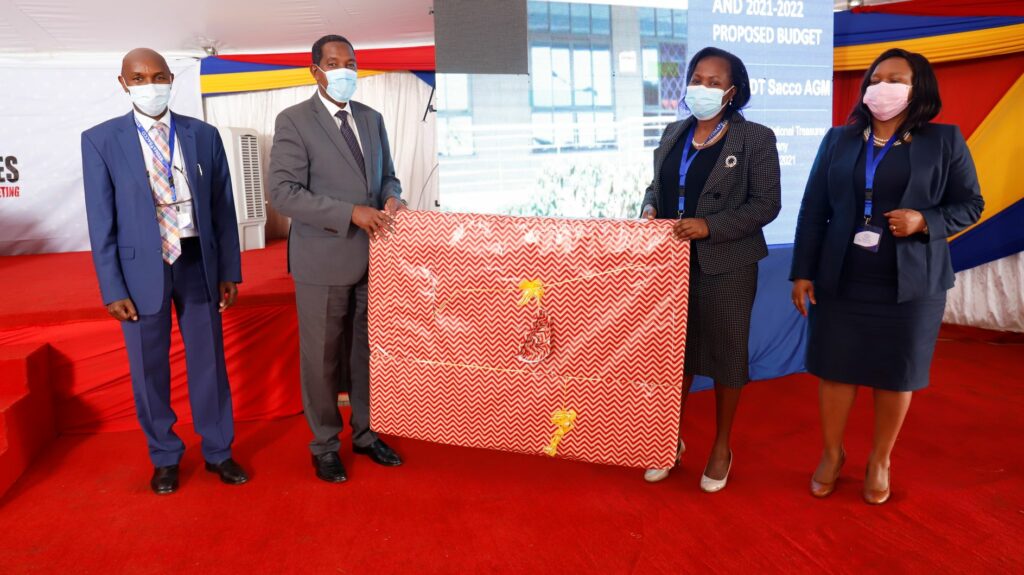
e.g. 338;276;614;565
368;212;690;468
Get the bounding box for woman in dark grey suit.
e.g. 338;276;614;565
641;47;781;490
791;49;983;504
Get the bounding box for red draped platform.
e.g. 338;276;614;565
0;241;302;435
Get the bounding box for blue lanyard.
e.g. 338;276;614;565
135;114;177;201
864;130;898;223
678;119;727;213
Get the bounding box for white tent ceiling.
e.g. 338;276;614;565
0;0;435;56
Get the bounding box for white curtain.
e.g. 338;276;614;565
944;252;1024;333
202;72;438;239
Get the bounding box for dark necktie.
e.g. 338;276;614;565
335;110;366;178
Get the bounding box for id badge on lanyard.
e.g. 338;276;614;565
854;132;898;253
677;120;727;216
135;114;177;201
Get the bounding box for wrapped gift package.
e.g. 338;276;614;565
368;211;690;468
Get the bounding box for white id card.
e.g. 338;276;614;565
853;224;882;252
177;205;194;230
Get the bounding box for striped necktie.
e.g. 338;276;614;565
335;110;366;178
149;121;181;265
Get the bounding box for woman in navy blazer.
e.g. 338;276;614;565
790;49;983;505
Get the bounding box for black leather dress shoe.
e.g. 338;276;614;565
354;439;403;467
150;465;179;495
205;458;249;485
312;452;348;483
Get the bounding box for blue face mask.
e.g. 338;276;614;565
683;85;734;120
317;66;358;102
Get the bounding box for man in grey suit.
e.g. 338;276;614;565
269;34;404;483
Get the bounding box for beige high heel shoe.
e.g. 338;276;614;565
643;439;686;483
700;450;732;493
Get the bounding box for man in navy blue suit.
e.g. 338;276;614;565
82;48;248;495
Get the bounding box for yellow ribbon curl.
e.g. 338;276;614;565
543;408;577;457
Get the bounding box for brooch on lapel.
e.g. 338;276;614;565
724;155;738;168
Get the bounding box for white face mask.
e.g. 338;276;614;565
125;83;172;117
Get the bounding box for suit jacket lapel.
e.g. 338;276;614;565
173;113;200;204
831;127;861;213
655;118;692;191
309;95;363;177
702;118;746;196
353;104;375;191
902;131;933;208
116;111;153;197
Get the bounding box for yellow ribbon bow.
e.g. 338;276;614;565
517;279;545;307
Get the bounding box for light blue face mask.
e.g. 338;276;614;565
317;66;358;102
683;84;734;120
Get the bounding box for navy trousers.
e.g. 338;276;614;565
121;238;235;467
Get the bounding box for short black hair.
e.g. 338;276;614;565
312;35;355;66
684;47;751;117
848;48;941;134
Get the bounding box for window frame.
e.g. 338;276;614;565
435;73;476;158
528;2;616;153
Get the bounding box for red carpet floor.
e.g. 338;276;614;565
1;337;1021;573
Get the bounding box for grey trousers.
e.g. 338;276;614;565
295;278;378;455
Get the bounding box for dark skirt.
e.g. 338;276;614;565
684;258;758;388
806;284;946;391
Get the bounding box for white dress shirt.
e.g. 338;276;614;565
318;90;363;151
133;108;198;238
